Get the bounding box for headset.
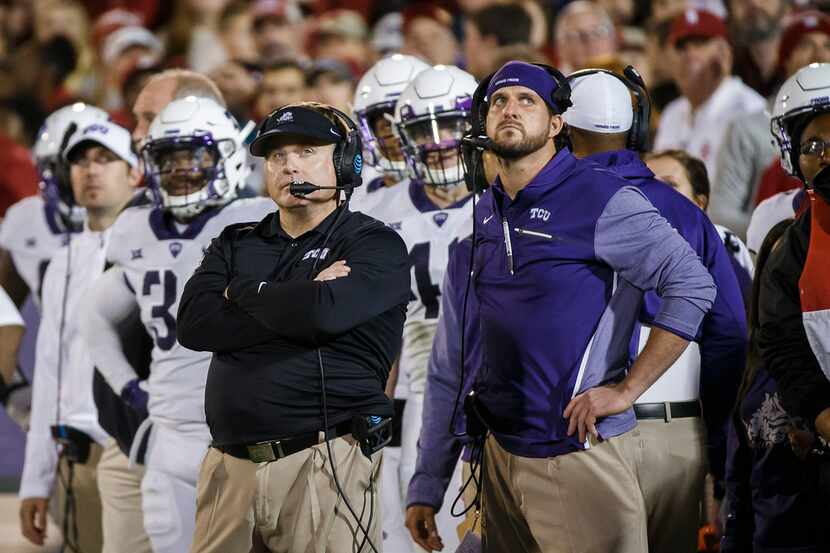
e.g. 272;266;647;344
257;104;364;198
461;63;573;194
565;65;652;152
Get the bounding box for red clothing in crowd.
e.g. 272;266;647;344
0;134;39;217
755;158;802;206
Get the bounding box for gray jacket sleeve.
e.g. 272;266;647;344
710;113;776;239
595;186;716;341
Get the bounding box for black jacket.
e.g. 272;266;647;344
758;209;830;424
176;207;410;445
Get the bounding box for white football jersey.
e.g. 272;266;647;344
746;188;804;255
352;174;419;225
106;197;275;427
0;195;75;303
389;201;472;393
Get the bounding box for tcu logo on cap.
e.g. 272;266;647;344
84;123;109;135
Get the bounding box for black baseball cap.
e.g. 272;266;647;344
250;105;344;157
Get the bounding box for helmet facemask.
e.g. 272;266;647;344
142;134;237;220
398;113;468;187
356;102;409;178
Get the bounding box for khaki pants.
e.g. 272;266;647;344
481;432;647;553
191;436;382;553
96;440;152;553
627;417;706;553
50;443;104;553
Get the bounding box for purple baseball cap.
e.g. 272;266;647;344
486;61;569;113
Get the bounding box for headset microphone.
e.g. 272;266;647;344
461;136;493;150
289;181;343;197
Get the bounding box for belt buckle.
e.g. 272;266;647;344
247;441;285;463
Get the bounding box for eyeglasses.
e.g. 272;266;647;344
801;138;830;159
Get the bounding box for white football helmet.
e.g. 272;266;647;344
142;96;249;219
353;54;430;177
34;103;109;224
771;62;830;178
394;65;477;187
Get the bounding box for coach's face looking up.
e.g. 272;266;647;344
485;81;565;198
264;138;339;211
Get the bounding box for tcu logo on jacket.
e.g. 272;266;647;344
530;208;551;222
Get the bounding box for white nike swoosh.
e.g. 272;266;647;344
330;128;341;137
483;215;494;224
257;281;268;294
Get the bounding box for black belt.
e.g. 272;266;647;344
634;401;701;422
216;420;353;463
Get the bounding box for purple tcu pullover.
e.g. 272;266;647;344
407;149;716;510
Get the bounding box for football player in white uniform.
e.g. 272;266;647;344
82;97;274;553
0;102;109;429
391;65;478;553
351;54;430;221
19;120;141;552
351;53;430;552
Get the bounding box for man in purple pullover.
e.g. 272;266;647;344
406;61;716;553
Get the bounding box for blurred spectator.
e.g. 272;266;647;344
371;12;404;56
712;12;830;239
111;61;162;129
645;17;681;114
132;68;225;146
0;0;34;56
491;43;550;69
654;9;765;185
402;3;459;66
218;0;258;64
209;60;259;123
253;59;307;120
306;10;370;74
307;59;355;113
35;36;80;111
598;0;636;26
456;0;503;13
99;25;163;111
0;104;38;215
166;0;234;74
651;0;689;21
464;3;533;78
520;0;549;49
15;0;98;104
554;1;618;73
728;0;790;97
646;149;754;302
251;0;305;63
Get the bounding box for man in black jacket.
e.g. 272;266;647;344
177;102;410;553
761;65;830;444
